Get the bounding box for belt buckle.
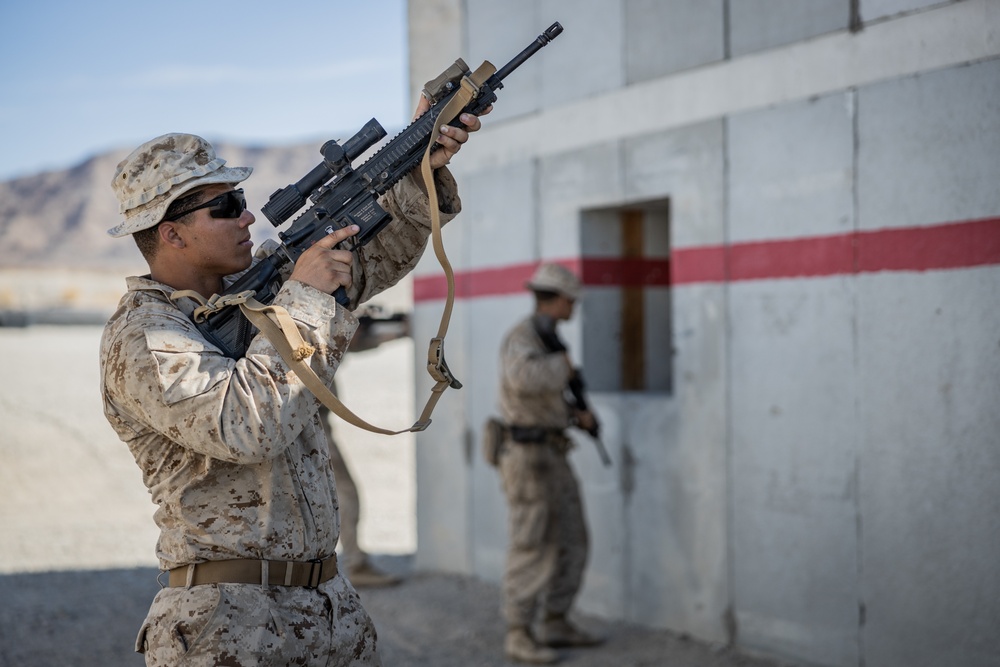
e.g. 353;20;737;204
307;558;324;588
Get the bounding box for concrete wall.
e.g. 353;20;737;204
727;92;861;666
854;59;1000;667
406;1;1000;665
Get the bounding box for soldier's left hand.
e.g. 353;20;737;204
413;97;492;170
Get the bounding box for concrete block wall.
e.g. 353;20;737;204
406;1;1000;665
727;92;861;666
853;59;1000;667
729;0;852;56
625;0;725;81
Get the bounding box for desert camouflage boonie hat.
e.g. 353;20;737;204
526;263;581;300
107;133;252;238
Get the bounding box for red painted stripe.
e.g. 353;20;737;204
581;258;671;287
729;234;856;281
857;218;1000;272
413;257;671;301
671;246;726;285
413;218;1000;301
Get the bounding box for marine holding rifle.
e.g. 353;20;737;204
492;263;605;664
98;94;483;665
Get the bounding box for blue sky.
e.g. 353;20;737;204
0;0;408;180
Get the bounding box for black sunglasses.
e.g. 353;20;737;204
165;189;247;222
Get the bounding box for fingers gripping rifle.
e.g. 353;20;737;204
194;23;565;362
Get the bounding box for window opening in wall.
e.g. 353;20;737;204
580;199;671;395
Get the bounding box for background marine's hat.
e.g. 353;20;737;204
525;263;581;300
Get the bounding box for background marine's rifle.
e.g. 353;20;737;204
196;23;564;360
349;304;410;352
532;314;613;467
566;369;612;467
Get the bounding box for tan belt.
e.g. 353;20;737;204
167;554;338;588
508;425;564;444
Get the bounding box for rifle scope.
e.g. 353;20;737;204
261;118;388;227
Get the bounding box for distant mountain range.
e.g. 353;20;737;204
0;139;349;270
0;134;417;323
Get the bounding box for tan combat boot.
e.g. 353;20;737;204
505;626;559;664
536;614;604;648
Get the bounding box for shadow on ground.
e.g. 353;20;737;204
0;556;785;667
0;567;156;667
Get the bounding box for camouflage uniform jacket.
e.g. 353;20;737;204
100;170;459;572
498;315;573;430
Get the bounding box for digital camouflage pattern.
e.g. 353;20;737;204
498;316;573;430
100;170;459;665
496;316;589;628
137;576;380;666
103;276;354;570
108;133;253;238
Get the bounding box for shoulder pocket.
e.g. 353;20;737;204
144;328;226;406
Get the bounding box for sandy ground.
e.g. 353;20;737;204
0;325;787;667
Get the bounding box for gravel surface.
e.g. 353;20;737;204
0;326;787;667
0;557;788;667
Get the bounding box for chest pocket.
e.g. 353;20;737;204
144;328;227;406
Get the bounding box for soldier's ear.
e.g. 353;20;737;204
158;222;187;249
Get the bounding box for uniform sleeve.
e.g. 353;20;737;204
345;167;461;307
103;281;357;464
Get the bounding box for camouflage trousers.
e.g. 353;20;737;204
136;573;380;666
499;436;589;628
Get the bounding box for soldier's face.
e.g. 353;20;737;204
554;294;576;321
176;184;256;276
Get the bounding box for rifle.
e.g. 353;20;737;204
532;314;613;467
193;23;564;361
349;304;410;352
566;369;612;467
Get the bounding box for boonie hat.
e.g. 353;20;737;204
526;263;581;300
108;133;252;238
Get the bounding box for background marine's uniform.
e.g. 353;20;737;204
497;315;589;631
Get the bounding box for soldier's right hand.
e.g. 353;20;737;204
576;409;599;436
289;224;360;295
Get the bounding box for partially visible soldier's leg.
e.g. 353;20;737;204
323;409;365;570
322;407;400;587
500;442;561;663
536;455;603;648
544;455;588;617
499;442;559;627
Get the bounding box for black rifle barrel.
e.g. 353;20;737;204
493;22;563;83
